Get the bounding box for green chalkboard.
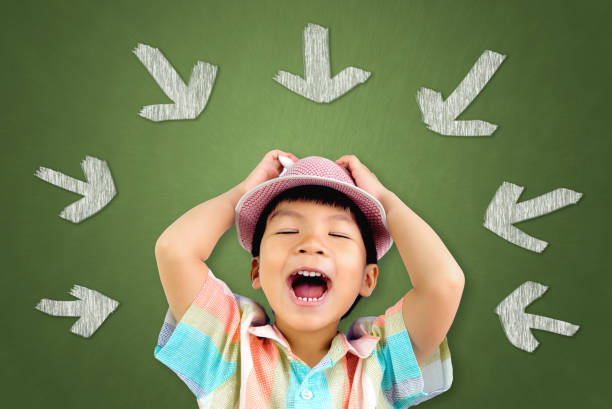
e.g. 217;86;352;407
2;0;610;408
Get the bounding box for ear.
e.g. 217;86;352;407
359;264;379;297
250;257;262;289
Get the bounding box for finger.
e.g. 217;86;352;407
272;149;290;160
336;155;348;163
264;150;279;162
281;151;299;162
343;156;356;169
275;161;284;174
273;153;285;167
340;154;355;162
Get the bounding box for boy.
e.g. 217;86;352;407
154;150;464;408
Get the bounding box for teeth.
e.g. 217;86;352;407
296;270;323;277
296;296;323;302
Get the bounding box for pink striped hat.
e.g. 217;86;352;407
234;156;393;260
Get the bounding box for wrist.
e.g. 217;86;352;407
228;182;248;208
235;181;248;197
379;189;398;211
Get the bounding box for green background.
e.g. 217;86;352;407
2;0;610;407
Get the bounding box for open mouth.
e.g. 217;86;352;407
287;270;331;305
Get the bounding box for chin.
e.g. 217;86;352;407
277;311;337;332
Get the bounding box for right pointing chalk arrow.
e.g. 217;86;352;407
495;281;580;353
133;43;218;121
34;155;117;224
417;50;506;136
483;182;583;253
35;285;120;338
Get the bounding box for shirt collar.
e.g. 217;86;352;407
247;323;379;362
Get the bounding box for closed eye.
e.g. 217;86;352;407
277;231;349;239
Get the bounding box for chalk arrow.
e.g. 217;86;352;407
273;23;371;103
483;182;582;253
417;50;506;136
133;43;218;121
34;155;117;224
495;281;580;352
35;285;120;338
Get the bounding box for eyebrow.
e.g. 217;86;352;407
268;209;354;224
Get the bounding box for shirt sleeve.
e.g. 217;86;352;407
347;295;453;408
153;267;263;401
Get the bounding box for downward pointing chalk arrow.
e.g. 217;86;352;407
274;23;371;103
35;285;120;338
133;43;218;121
34;155;116;223
483;181;583;252
495;281;580;352
417;50;506;136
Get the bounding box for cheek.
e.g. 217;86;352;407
337;245;366;265
257;264;284;295
259;251;284;273
261;236;287;255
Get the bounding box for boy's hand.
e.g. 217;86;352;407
241;149;300;194
335;155;390;203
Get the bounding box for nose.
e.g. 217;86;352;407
297;230;327;255
299;247;324;255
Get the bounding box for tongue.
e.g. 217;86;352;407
293;282;325;299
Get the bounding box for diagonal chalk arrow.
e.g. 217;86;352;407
35;285;120;338
133;43;218;121
495;281;580;352
34;155;117;224
273;23;371;103
417;50;506;136
483;181;583;253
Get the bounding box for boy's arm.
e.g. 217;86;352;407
379;190;465;368
154;149;299;323
154;182;247;322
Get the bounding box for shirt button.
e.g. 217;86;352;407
301;389;313;400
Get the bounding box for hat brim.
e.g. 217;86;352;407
235;175;393;261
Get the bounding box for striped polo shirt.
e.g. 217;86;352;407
154;268;453;408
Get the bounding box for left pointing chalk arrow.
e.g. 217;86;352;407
35;285;120;338
133;43;218;121
495;281;580;352
484;181;582;253
34;155;116;223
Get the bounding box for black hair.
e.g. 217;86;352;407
251;184;377;320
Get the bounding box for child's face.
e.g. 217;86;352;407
250;199;379;333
